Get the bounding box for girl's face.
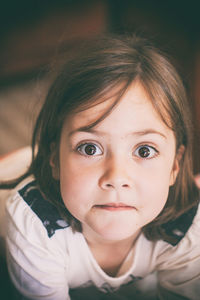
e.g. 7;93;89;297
51;82;180;244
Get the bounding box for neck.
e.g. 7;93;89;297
83;227;140;277
82;223;140;248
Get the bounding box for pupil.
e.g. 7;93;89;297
85;145;96;155
139;147;150;158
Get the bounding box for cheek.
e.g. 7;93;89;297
59;160;97;212
138;181;169;226
141;179;169;208
60;161;96;189
146;155;175;185
139;161;173;209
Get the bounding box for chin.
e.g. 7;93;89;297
96;226;139;242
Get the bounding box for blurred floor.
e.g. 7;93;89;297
0;77;50;156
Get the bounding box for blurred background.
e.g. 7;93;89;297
0;0;200;173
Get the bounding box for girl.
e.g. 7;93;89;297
3;34;200;300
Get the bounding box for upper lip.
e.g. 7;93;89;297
94;202;134;208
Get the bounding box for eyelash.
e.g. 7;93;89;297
76;142;159;159
134;144;159;160
76;142;103;157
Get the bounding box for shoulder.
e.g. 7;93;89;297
6;177;69;238
154;202;200;268
5;178;77;297
153;204;200;299
161;201;200;246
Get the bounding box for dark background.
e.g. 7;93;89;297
0;0;199;171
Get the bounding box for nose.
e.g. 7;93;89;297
99;157;133;191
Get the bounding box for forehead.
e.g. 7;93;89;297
63;82;172;136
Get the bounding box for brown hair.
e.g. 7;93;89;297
2;34;199;241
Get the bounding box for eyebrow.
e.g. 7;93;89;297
69;127;167;139
130;129;167;139
69;127;99;137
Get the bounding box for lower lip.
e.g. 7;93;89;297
94;205;134;211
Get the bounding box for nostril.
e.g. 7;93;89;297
122;184;129;188
106;183;113;188
105;183;130;189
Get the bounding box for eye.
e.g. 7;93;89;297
134;145;158;159
77;143;103;156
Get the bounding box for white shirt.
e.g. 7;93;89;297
5;178;200;300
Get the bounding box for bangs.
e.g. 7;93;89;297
61;79;133;132
139;66;189;150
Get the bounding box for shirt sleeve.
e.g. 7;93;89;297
156;204;200;300
6;190;70;300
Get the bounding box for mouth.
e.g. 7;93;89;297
94;203;135;211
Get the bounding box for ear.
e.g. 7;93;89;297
170;145;185;186
49;143;60;180
194;174;200;189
